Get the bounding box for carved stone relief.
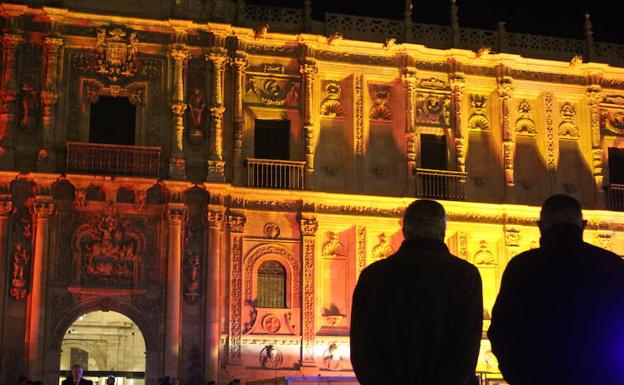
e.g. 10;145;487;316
18;82;38;134
322;342;343;370
515;100;537;135
558;102;579;138
371;233;394;260
472;240;496;265
321;231;347;257
601;108;624;136
320;81;345;118
94;27;139;84
263;222;281;238
415;92;450;127
369;84;392;121
245;75;299;107
259;345;283;369
184;209;205;305
9;207;33;299
468;94;489;130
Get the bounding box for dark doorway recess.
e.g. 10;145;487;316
609;147;624;184
89;96;136;145
254;119;290;160
421;134;448;170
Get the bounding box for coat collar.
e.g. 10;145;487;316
540;223;584;248
395;237;449;255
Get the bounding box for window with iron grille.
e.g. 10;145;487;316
257;261;287;308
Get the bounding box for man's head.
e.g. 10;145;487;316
538;194;586;233
106;376;115;385
71;364;84;381
402;199;446;241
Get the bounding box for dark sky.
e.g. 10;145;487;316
249;0;623;44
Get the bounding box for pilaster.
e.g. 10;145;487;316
169;47;190;179
354;74;364;193
206;48;228;182
402;63;418;195
497;65;515;199
298;214;318;371
0;196;13;361
0;33;24;168
226;212;246;368
231;53;248;185
449;62;466;173
586;79;604;205
205;208;224;382
37;37;63;171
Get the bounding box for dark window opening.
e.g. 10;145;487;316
89;96;136;145
257;260;287;308
254;119;290;160
420;134;448;170
609;147;624;184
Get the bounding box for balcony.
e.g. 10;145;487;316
608;184;624;211
415;168;467;201
66;142;161;178
246;158;305;190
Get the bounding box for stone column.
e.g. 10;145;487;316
231;53;248;185
300;62;318;190
26;196;54;380
37;37;63;171
299;214;318;371
205;209;224;382
0;197;13;355
402;67;417;195
586;82;604;204
169;47;190;180
206;48;228;182
354;74;364;193
165;204;185;377
226;213;246;371
450;69;466;173
0;33;23;168
497;66;514;199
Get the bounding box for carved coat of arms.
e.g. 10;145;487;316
95;28;139;84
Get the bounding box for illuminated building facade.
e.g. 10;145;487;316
1;1;624;384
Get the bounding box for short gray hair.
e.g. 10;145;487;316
402;200;446;241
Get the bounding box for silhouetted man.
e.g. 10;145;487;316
488;194;624;385
350;199;483;385
61;364;93;385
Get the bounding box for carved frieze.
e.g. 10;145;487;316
369;84;393;121
515;100;537;135
558;102;579;138
245;75;299;107
321;232;347;257
320;81;345;118
371;233;394;260
468;94;489;130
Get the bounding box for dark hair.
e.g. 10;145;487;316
540;194;583;229
403;199;446;240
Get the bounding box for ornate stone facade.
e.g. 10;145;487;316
1;2;624;385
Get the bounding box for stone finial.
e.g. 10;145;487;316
584;13;596;62
450;0;460;48
496;21;508;52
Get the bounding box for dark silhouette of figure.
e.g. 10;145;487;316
61;364;93;385
488;194;624;385
350;199;483;385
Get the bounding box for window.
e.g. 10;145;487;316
609;147;624;184
254;119;290;160
420;134;448;170
257;261;287;308
89;96;136;145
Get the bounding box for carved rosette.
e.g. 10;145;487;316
299;215;317;364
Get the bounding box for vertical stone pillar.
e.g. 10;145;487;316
0;197;13;354
586;81;604;204
205;209;224;382
300;62;318;190
354;74;364;193
231;53;248;185
165;203;185;377
299;214;318;371
449;67;466;173
544;91;557;191
169;47;190;180
206;48;228;182
226;213;246;370
402;66;417;195
0;33;23;168
503;226;521;267
37;37;63;171
355;225;367;277
497;66;514;198
26;196;54;380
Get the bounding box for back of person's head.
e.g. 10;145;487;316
539;194;585;232
403;199;446;241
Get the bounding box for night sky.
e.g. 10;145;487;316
249;0;624;44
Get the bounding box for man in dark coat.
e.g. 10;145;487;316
350;199;483;385
61;364;93;385
488;194;624;385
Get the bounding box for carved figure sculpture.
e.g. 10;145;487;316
19;83;38;133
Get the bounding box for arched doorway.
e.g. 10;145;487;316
59;311;146;385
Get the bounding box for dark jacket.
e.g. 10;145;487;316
61;378;93;385
488;224;624;385
350;237;483;385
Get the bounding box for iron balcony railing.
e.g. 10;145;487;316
415;168;467;201
608;183;624;211
66;142;161;178
246;157;305;190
